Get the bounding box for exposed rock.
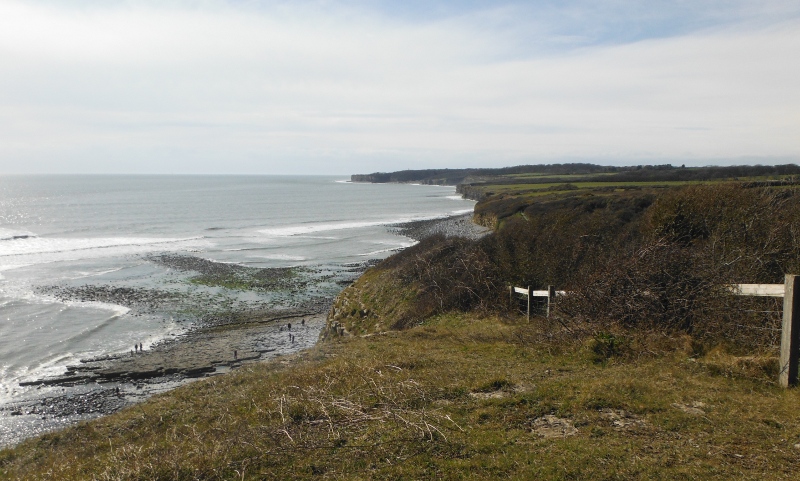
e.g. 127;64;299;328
531;415;578;438
389;214;490;241
21;314;326;388
36;285;179;315
599;409;648;429
671;402;708;415
469;391;509;400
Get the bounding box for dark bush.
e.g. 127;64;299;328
396;235;504;318
589;332;629;363
374;183;800;350
559;184;800;349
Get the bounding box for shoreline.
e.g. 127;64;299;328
0;311;328;448
389;213;490;241
0;212;488;448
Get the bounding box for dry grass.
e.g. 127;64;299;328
2;313;800;480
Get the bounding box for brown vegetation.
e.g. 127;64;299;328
333;183;800;355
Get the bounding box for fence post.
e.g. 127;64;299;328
780;274;800;388
509;285;513;308
527;286;532;322
547;285;555;318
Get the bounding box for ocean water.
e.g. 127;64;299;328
0;175;474;405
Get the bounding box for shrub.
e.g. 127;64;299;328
589;332;629;363
559;184;800;350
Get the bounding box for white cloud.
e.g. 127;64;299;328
0;1;798;173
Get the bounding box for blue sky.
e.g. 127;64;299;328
0;0;798;174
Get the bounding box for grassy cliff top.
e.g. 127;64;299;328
352;163;800;186
2;312;799;479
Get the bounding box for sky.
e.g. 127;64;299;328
0;0;798;175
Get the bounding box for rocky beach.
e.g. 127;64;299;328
389;213;490;241
0;293;331;448
0;248;371;447
0;212;486;448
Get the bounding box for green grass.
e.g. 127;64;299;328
3;313;799;480
503;172;616;180
189;267;305;292
483;180;701;194
470;174;799;200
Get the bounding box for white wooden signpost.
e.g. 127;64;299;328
508;285;563;320
729;274;799;388
510;274;800;388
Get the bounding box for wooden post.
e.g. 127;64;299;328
547;285;555;318
780;274;800;387
527;286;532;322
509;285;513;309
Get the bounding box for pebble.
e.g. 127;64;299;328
389;214;490;241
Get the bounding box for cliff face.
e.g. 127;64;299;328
350;175;492;203
350;173;462;185
455;184;490;202
350;173;393;183
350;164;631;185
472;212;498;229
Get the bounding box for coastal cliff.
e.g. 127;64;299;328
350;173;464;185
321;215;491;340
6;180;800;479
455;183;489;201
349;164;623;185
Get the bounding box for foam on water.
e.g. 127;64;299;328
257;254;307;261
257;210;473;238
0;237;212;271
67;266;127;280
0;236;202;258
0;228;38;241
367;239;414;246
0;302;185;402
258;220;403;237
0;264;32;280
61;300;131;318
359;244;417;257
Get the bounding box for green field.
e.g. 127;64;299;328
484;180;700;193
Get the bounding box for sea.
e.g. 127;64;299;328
0;175;473;426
